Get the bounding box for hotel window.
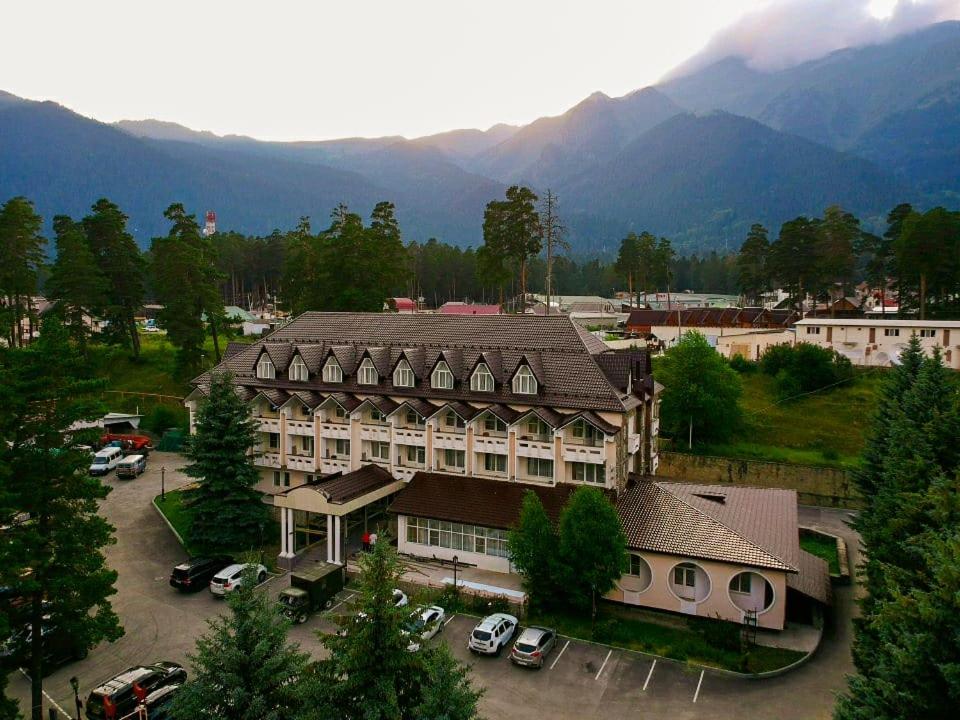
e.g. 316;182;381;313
272;471;290;488
369;408;387;424
920;329;935;338
572;462;605;484
333;404;347;420
432;361;454;389
471;363;494;392
443;449;465;468
512;365;537;395
526;457;553;479
805;326;821;335
442;410;465;430
674;563;697;588
628;554;646;577
298;436;314;456
370;441;390;461
334;439;350;457
322;358;343;383
405;445;426;465
268;433;280;450
405;517;509;558
358;358;379;385
571;419;602;445
394;359;415;388
524;417;550;441
483;415;507;434
405;409;425;428
884;328;900;337
256;355;276;379
483;453;507;473
289;355;308;382
730;573;752;594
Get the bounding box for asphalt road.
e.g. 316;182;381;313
8;456;860;720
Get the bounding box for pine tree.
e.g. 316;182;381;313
482;186;541;310
47;215;107;352
183;372;268;555
736;224;770;306
507;490;560;609
0;319;123;720
412;644;484;720
170;567;313;720
0;196;45;347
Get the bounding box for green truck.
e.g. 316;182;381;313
277;562;345;624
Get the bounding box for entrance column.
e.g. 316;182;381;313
326;514;334;563
279;507;294;559
334;516;342;565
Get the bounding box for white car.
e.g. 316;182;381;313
402;605;445;652
467;613;518;656
209;563;267;597
392;589;409;608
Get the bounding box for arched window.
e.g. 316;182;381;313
394;359;415;388
471;362;494;392
256;355;275;380
322;357;343;383
289;355;308;382
358;358;379;385
513;365;537;394
431;361;454;389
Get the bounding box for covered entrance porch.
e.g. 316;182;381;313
275;464;405;568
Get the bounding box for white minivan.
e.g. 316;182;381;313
89;446;123;476
116;454;147;479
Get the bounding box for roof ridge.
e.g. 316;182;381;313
654;482;797;572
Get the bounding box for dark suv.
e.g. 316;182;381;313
85;662;186;719
169;557;232;592
0;619;87;675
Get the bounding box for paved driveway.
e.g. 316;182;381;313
8;462;859;720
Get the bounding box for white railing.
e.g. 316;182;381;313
359;425;390;442
473;435;508;454
432;431;466;450
562;444;605;464
286;455;316;472
286;419;314;436
255;452;281;469
628;433;641;454
321;458;350;474
319;422;351;439
394;466;417;481
515;439;554;460
394;428;426;446
258;417;281;433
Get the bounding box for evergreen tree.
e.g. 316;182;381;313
482;185;541;310
412;644;484;720
82;199;145;356
183;372;268;555
769;216;819;312
46;215;107;352
507;490;560;609
0;196;45;348
0;319;123;720
557;486;626;621
615;232;640;302
815;205;859;313
170;567;313;720
736;224;770;305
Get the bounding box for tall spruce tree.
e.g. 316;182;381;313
47;215;107;352
482;185;541;310
0;196;45;348
170;567;313;720
508;490;561;609
82;199;145;357
736;224;770;306
412;644;484;720
183;372;268;555
0;319;123;720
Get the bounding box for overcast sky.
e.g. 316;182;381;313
0;0;953;140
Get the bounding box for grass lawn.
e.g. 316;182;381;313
525;606;806;674
684;369;884;469
154;488;194;551
800;530;842;575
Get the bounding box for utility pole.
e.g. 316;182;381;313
540;189;567;316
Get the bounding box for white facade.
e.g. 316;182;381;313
794;319;960;369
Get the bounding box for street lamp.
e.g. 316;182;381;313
161;466;166;501
69;676;82;719
452;555;459;597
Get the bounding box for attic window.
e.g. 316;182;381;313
432;361;454;390
513;365;537;395
470;363;494;392
289;355;308;382
394;359;415;388
256;355;275;380
322;358;343;383
693;492;726;504
358;358;379;385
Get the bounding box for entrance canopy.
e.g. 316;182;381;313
275;464;405;517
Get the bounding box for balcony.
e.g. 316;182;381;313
516;439;554;460
474;435;508;455
257;417;281;433
255;452;281;469
651;418;660;438
394;428;426;446
321;457;350;474
394;466;418;482
320;422;351;440
563;444;605;464
566;435;604;448
359;425;390;442
286;454;316;473
286;419;314;437
432;431;466;450
628;433;641;454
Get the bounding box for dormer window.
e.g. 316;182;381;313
394;359;415;388
471;363;494;392
322;358;343;383
432;361;454;390
442;410;465;430
513;365;537;395
482;414;507;434
524;416;550;441
571;419;602;445
405;409;425;428
369;408;387;424
256;355;275;380
289;355;308;382
358;358;379;385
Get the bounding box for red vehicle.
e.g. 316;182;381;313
99;434;152;454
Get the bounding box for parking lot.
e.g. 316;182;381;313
8;456;855;720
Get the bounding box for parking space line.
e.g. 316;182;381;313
549;640;570;669
327;591;357;614
19;669;72;719
595;649;612;680
443;614;456;627
693;669;705;703
643;659;657;691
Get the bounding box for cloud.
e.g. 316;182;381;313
666;0;960;78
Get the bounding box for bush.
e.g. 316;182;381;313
762;342;855;400
691;614;742;653
728;355;756;373
142;403;187;434
468;594;512;616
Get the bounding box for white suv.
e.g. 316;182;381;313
467;613;518;656
209;563;267;597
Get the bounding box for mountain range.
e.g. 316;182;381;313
2;21;959;253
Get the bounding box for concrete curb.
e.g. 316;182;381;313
151;495;186;547
800;525;852;583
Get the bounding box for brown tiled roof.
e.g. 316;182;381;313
616;480;799;572
288;390;325;410
390;398;436;420
253;387;288;408
194;312;636;413
558;410;619;436
388;472;589;528
293;464;395;504
626;308;799;330
483;404;522;424
787;550;832;604
356;395;399;416
325;392;362;412
428;401;481;421
223;342;248;360
594;350;652;394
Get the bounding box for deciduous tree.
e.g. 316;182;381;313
508;491;561;609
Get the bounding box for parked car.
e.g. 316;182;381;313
143;683;180;720
89;446;123;476
85;663;186;720
0;618;87;675
467;613;518;656
402;605;445;652
510;625;557;668
209;563;268;597
116;454;147;479
169;557;233;593
392;589;408;607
